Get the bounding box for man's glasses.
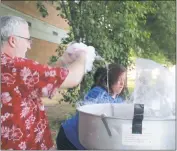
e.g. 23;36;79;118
14;35;32;45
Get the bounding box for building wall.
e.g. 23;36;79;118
2;1;69;30
1;1;69;64
26;38;58;65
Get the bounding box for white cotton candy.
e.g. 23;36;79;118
66;42;88;53
66;42;96;73
85;46;96;72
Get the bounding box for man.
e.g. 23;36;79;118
1;16;94;150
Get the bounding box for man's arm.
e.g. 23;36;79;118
58;51;86;89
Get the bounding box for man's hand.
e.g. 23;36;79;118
58;50;86;67
59;50;86;88
61;42;96;73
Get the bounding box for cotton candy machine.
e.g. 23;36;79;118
77;103;175;150
77;58;175;150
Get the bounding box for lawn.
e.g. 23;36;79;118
43;95;76;143
127;78;135;94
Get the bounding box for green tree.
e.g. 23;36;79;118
37;1;176;104
135;1;176;65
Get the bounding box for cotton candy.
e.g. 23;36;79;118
66;42;96;73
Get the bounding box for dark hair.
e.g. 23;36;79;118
91;67;107;89
92;63;127;96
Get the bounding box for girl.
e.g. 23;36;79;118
56;63;127;150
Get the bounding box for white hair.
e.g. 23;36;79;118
0;15;28;47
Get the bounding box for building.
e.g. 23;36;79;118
0;1;69;64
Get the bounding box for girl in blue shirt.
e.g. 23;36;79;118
56;63;127;150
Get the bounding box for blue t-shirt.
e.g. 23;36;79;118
61;86;124;149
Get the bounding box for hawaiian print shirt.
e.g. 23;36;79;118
1;52;69;150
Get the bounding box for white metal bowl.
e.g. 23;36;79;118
77;103;175;150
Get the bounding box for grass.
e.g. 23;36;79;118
45;102;75;143
42;93;76;143
127;78;135;94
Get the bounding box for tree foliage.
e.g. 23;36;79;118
37;1;176;104
36;1;49;18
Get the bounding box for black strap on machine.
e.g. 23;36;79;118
132;104;144;134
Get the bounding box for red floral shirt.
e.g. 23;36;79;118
1;53;69;150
